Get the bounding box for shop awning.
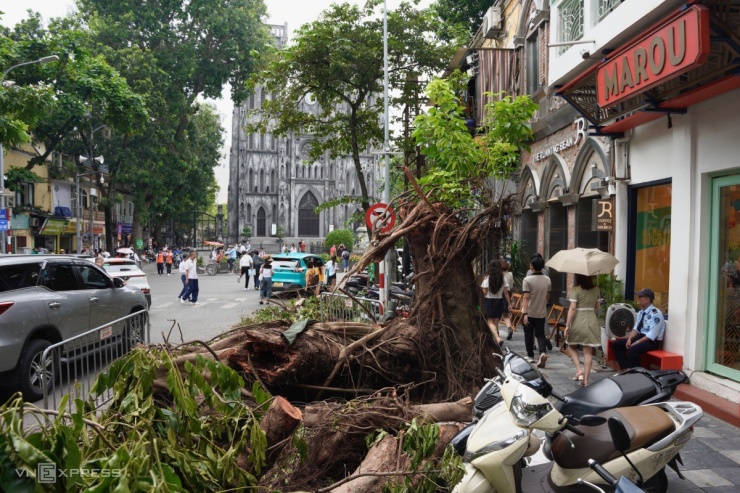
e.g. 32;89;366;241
556;2;740;134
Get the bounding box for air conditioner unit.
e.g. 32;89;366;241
5;196;16;208
482;7;503;39
30;218;40;227
605;303;636;339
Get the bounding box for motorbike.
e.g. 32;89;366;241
453;363;702;493
173;253;183;268
450;348;688;457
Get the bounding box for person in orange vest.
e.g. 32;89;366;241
156;249;164;275
165;249;174;275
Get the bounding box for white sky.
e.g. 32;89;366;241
1;0;433;202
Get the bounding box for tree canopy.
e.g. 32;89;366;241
412;72;538;208
247;0;455;212
431;0;491;42
1;13;147;167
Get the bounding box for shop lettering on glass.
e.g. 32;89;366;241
636;204;671;250
533;118;587;162
591;198;613;231
597;6;710;108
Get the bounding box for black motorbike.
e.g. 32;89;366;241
450;348;688;456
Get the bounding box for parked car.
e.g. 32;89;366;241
270;253;325;294
0;255;148;401
99;258;152;307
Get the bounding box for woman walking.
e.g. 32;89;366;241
480;260;511;346
501;259;516;340
563;274;601;386
259;256;274;305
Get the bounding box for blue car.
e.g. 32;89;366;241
270;253;325;293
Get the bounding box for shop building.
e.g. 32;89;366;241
553;0;740;397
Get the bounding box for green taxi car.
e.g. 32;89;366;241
270;253;325;294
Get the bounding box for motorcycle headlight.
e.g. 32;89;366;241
510;391;553;426
464;429;527;462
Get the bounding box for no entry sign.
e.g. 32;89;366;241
365;203;396;234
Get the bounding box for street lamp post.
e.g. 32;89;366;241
381;0;391;312
0;55;59;254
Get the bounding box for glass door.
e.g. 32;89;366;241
707;176;740;381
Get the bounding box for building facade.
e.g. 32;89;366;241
553;0;740;398
227;24;380;244
452;0;740;400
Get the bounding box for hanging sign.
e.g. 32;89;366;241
592;199;614;232
365;203;396;234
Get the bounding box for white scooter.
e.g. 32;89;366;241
453;365;702;493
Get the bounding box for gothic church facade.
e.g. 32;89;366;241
227;24;380;243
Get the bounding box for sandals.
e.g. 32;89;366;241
572;373;584;382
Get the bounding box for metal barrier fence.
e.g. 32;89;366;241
41;310;150;412
320;292;382;322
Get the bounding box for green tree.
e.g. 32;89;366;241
0;21;57;149
247;1;454;214
354;74;537;399
413;73;538;207
431;0;491;41
75;0;270;247
324;229;354;254
3;14;146;169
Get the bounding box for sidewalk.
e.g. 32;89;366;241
502;328;740;491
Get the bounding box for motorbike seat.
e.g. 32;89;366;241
556;372;658;418
551;406;674;470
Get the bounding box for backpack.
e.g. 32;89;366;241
342;250;350;259
309;269;320;286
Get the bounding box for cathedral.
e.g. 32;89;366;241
227;24;380;243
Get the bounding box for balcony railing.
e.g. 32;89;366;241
597;0;622;24
558;0;584;54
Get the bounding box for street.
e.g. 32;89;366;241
144;261;262;344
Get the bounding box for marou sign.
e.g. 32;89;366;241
597;6;710;108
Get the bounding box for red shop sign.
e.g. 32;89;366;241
597;5;710;108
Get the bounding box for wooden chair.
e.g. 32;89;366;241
546;304;566;350
509;293;523;330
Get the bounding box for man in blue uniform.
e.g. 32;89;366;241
612;288;666;369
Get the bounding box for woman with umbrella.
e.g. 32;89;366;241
547;248;617;386
563;274;601;386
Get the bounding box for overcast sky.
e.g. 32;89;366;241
2;0;433;202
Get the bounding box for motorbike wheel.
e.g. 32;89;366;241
206;263;218;276
642;468;668;493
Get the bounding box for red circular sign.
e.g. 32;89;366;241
365;203;396;233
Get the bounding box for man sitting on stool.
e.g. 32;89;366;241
613;288;666;369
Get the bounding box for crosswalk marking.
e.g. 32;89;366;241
222;303;239;309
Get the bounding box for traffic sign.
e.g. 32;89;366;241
365;203;396;234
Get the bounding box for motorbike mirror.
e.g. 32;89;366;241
579;415;607;427
607;417;632;452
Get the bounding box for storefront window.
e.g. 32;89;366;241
548;202;568;299
520;210;538;260
634;184;671;313
576;198;610;251
709;178;740;380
